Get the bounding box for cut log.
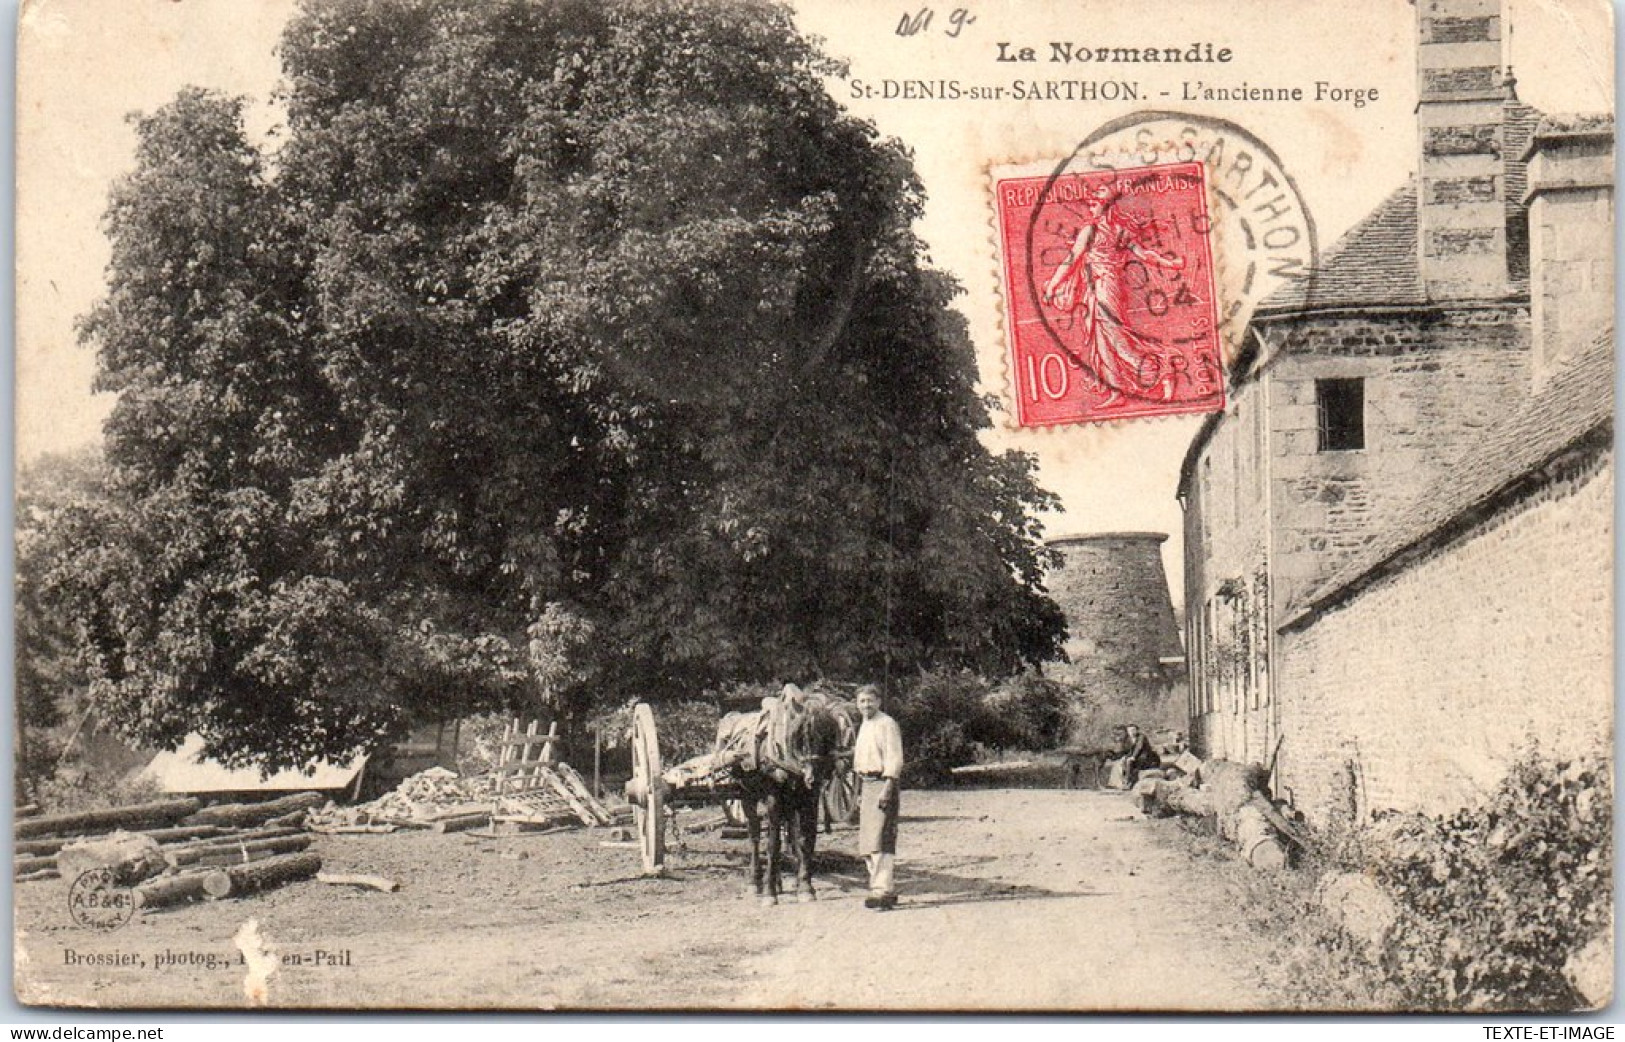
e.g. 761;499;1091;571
15;798;201;840
144;825;234;845
18;825;230;859
165;834;314;869
431;812;491;834
201;852;322;899
182;792;325;829
15;837;69;858
262;810;312;829
56;832;169;886
14;855;57;877
1234;801;1289;870
1160;784;1215;817
169;826;306;852
15;804;40;818
310;824;398;835
16;868;59;883
316;872;399;893
133;871;215;911
1135;778;1216;819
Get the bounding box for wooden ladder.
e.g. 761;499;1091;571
492;719;557;795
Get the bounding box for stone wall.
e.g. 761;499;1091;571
1273;444;1612;825
1265;307;1530;611
1184;393;1274;764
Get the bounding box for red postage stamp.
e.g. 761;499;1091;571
993;161;1224;428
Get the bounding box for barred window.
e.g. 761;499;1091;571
1316;378;1365;451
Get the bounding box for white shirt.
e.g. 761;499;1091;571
853;712;904;779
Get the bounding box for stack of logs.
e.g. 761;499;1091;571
15;792;326;910
1135;759;1305;871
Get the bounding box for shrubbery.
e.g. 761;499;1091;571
887;669;1075;784
1361;748;1612;1010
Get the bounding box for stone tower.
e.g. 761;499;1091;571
1043;533;1187;741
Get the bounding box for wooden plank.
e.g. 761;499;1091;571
542;768;599;826
316;872;399;893
554;764;614;825
431;812;490;834
494;734;555;748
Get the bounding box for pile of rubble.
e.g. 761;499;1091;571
307;762;620;834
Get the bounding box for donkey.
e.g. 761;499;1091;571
716;689;850;905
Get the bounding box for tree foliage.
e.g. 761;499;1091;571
58;0;1065;770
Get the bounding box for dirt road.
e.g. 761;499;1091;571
15;788;1291;1011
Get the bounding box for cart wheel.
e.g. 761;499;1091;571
629;703;666;876
822;766;860;826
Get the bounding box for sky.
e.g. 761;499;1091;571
13;0;1616;604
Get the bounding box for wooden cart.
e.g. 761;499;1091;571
621;702;859;876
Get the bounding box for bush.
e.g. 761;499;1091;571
591;698;725;769
885;669;1074;785
1367;747;1612;1010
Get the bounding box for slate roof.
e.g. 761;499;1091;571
1257;104;1546;314
1280;327;1616;630
1256;180;1424;314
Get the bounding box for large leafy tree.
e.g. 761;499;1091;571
61;0;1065;769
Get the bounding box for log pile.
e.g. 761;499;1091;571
1135;757;1306;870
14;793;331;910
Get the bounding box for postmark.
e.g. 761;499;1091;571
995;161;1222;428
991;113;1319;429
67;868;135;931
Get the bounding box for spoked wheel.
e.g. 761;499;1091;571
822;765;861;827
625;703;667;876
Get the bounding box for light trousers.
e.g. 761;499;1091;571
865;852;895;896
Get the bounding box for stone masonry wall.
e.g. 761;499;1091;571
1185;393;1274;765
1267;307;1530;611
1274;446;1613;825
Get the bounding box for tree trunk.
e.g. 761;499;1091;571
201;852;322;899
166;834;313;868
133;872;215;910
14;855;56;877
15;798;201;839
169;826;307;852
182;792;325;829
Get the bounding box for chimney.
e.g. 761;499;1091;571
1415;0;1514;300
1522;116;1615;386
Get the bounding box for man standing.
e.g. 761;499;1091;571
853;685;904;910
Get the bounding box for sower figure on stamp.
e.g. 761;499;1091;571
1040;179;1185;407
853;685;903;911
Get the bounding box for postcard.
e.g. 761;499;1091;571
14;0;1614;1012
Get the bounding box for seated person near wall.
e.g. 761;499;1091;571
1122;724;1161;786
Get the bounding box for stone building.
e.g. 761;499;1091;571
1178;0;1612;824
1043;533;1187;739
